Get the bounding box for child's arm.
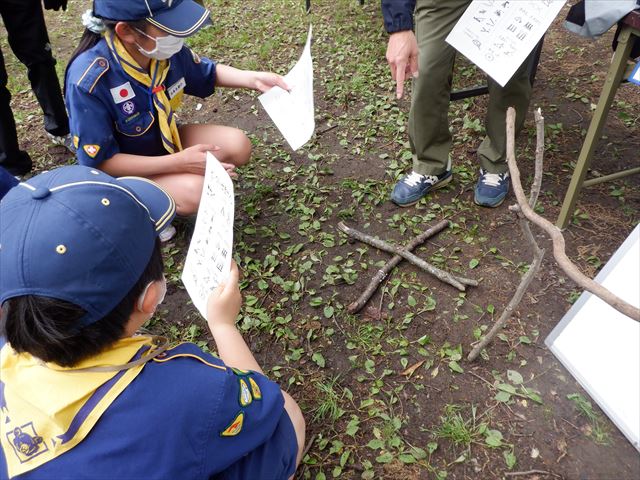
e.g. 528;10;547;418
206;261;262;373
214;64;290;93
98;144;218;177
207;261;306;470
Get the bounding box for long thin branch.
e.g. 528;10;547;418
506;107;639;322
468;108;545;361
337;222;477;291
529;108;544;208
347;219;449;313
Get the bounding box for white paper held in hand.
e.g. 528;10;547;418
446;0;565;87
259;25;314;151
181;151;235;319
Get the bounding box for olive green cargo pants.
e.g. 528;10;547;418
409;0;534;175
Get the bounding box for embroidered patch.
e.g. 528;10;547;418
73;136;79;148
248;377;262;400
121;100;136;116
110;82;135;104
6;422;48;463
167;77;186;99
231;367;250;376
124;112;141;123
220;411;244;437
83;144;101;158
239;379;252;407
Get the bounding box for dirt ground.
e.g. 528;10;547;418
2;1;639;479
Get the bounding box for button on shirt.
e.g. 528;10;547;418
65;40;216;167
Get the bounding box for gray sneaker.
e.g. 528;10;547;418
46;133;76;154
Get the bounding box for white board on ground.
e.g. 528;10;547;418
259;25;314;151
181;152;234;319
546;225;640;451
446;0;566;86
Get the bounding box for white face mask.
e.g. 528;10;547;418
135;28;184;60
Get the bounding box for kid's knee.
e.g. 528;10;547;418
229;129;252;166
175;176;204;216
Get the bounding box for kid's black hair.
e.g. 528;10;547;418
0;240;164;367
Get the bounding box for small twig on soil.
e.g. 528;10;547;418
296;433;318;478
316;124;338;136
468;108;547;362
505;108;640;322
325;461;365;472
560;417;581;432
301;433;317;460
467;370;495;389
337;222;477;291
347;219;449;313
504;469;563;478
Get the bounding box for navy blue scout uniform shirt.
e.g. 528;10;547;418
0;342;298;480
65;39;216;167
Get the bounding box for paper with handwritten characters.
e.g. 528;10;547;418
446;0;565;86
182;152;234;318
259;25;314;151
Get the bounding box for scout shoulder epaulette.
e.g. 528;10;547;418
151;343;226;371
76;57;110;94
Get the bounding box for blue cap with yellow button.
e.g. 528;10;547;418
0;165;176;327
94;0;211;38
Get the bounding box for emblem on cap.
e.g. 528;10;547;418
83;145;101;158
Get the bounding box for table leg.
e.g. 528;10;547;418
556;27;635;229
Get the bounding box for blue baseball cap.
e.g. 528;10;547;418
94;0;211;38
0;166;176;328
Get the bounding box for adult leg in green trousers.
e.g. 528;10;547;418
388;0;533;207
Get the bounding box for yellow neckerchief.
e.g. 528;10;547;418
0;336;165;478
105;32;182;153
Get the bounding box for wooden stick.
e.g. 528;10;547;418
347;220;449;313
504;470;563;478
468;109;546;362
506;108;640;322
337;222;476;291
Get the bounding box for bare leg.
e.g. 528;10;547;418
149;124;251;215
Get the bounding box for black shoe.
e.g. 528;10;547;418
3;150;33;177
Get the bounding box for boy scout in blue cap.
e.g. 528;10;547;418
65;0;290;222
0;165;305;479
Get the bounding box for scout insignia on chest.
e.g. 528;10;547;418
121;100;137;116
167;77;186;99
110;82;136;104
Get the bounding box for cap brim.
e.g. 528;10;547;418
146;0;212;38
116;177;176;234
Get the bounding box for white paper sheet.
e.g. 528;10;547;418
546;225;640;451
181;152;234;318
259;25;314;151
446;0;566;87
